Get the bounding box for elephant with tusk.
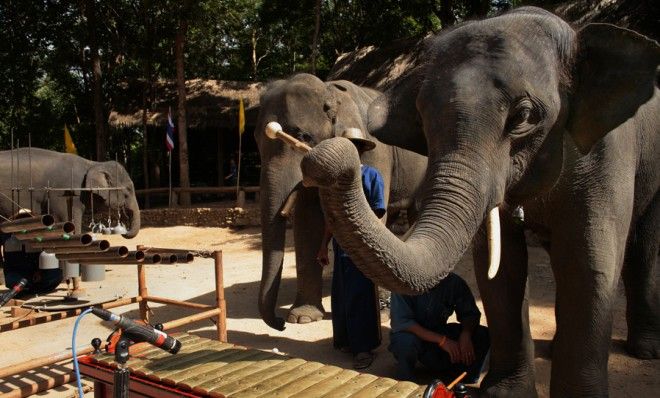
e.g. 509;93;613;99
0;148;141;239
255;73;427;331
301;7;659;397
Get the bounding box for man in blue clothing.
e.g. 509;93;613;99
317;128;385;370
389;273;490;383
1;209;63;295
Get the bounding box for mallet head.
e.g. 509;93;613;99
265;122;282;139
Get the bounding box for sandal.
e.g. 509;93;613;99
353;352;375;369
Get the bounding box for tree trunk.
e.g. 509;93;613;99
468;0;490;19
175;9;191;206
84;0;106;161
439;0;456;28
311;0;321;75
251;29;258;80
141;0;153;208
217;130;225;187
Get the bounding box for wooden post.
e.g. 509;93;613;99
137;244;149;323
214;250;227;342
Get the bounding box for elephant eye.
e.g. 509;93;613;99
506;98;540;137
297;131;314;145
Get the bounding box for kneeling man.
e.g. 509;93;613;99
389;273;490;383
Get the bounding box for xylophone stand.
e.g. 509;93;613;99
113;337;131;398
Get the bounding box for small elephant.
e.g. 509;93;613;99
255;73;426;331
301;7;658;397
0;148;140;239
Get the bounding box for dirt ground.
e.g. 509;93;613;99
1;226;658;397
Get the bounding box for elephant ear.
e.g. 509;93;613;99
324;81;369;136
85;165;111;201
567;23;660;154
367;67;427;156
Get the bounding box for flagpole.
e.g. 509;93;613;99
236;128;242;203
168;151;172;208
236;98;245;206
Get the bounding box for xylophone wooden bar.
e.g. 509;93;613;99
79;333;428;398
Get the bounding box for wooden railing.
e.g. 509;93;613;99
135;186;260;208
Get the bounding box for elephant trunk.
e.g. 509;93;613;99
258;159;300;330
302;138;493;294
122;194;141;239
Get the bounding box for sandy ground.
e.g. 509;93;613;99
0;226;658;397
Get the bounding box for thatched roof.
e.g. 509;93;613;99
109;79;265;129
328;1;657;89
327;35;431;90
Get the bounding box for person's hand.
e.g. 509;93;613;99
458;330;475;365
316;246;329;267
439;337;461;363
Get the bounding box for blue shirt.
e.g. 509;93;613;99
333;165;385;259
390;273;481;334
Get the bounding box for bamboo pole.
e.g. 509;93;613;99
55;246;130;261
157;252;194;263
214;250;227;342
13;222;75;241
79;253;158;265
0;296;141;332
144;296;212;310
41;241;110;254
158;253;179;264
0;214;55;233
0;371;77;398
142;246;192;254
0;342;107;379
160;308;221;331
28;233;93;249
137;245;149;323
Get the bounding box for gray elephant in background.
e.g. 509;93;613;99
0;148;140;239
255;73;426;331
301;7;658;397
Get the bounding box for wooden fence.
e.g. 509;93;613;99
136;186;260;208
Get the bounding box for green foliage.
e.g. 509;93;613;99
0;0;521;167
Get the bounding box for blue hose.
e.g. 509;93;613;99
72;307;94;398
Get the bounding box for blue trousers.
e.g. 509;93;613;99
389;323;490;382
331;252;380;354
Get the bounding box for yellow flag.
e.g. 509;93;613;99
238;98;245;135
64;124;78;154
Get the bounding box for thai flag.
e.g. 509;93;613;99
166;108;175;152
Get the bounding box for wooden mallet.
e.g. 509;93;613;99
265;122;312;153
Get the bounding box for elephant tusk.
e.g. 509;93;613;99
487;206;501;280
280;189;299;218
265;122;312;154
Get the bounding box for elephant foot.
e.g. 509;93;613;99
287;304;324;324
626;333;660;359
479;371;537;398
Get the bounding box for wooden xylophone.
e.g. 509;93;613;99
79;333;426;398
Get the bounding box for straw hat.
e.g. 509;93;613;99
341;128;376;151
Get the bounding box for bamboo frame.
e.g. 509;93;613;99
0;250;227;398
0;250;225;336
